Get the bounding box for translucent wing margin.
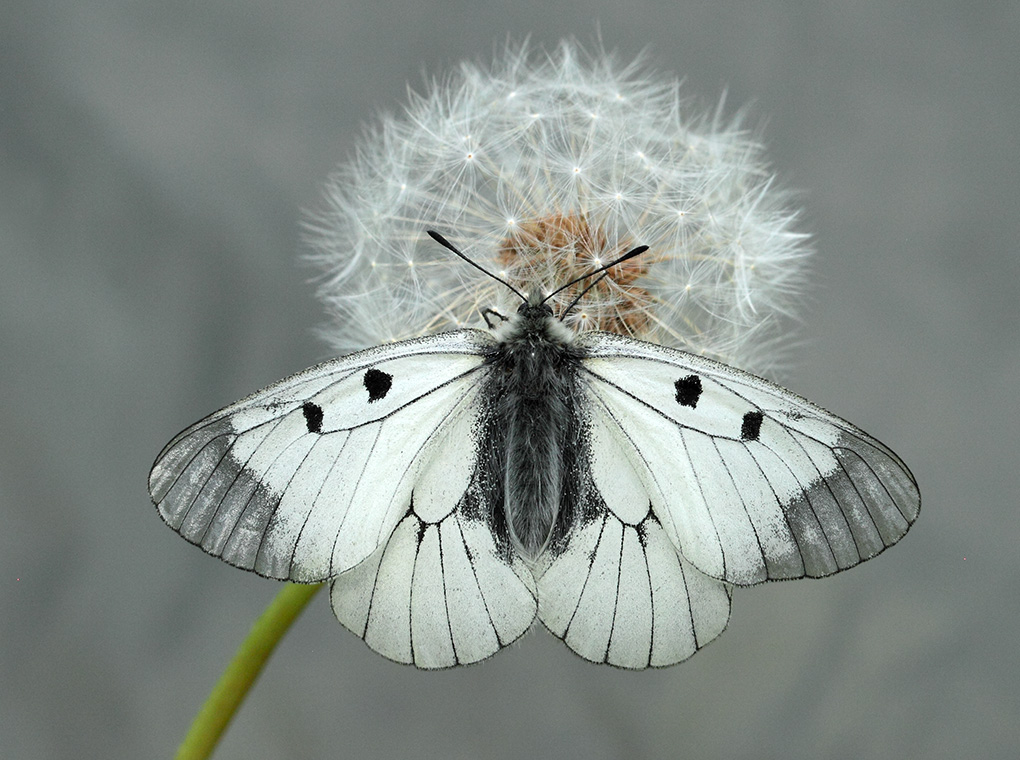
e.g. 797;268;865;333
149;330;494;583
577;332;921;586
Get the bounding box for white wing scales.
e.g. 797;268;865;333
577;332;920;588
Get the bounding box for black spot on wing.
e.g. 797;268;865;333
674;374;702;408
301;401;323;433
741;410;763;441
364;368;392;402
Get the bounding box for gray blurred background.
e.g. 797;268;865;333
2;1;1016;758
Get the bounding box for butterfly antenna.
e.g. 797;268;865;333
426;230;526;302
545;244;649;319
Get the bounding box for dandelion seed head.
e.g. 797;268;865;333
306;40;810;372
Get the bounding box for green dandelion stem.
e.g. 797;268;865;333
175;582;324;760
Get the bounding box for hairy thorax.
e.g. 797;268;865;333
484;300;587;560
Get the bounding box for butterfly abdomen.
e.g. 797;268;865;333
482;303;588;561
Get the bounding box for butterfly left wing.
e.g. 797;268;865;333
573;332;920;587
150;332;494;582
150;329;540;667
326;361;538;668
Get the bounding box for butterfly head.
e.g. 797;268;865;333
517;294;555;317
490;292;573;345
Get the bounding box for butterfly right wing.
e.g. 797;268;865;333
536;330;917;669
575;331;919;587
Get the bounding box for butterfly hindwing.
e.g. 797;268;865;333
149;331;495;583
331;504;538;668
576;332;920;587
537;505;732;669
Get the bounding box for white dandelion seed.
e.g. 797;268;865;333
306;40;810;373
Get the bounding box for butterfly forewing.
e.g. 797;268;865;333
577;332;920;587
149;331;494;582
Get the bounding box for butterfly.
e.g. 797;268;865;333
149;232;920;669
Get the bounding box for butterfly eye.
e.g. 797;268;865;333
514;302;554;318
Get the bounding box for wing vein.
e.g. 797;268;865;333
564;511;610;638
436;519;459;665
753;436;843;568
233;421;321;569
328;422;384;575
638;520;655;667
710;437;769;577
286;431;354;577
740;441;809;575
678;428;727;578
833;445;913;529
604;520;626;664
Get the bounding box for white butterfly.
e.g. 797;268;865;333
150;235;919;669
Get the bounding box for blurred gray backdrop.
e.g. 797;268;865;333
2;1;1017;758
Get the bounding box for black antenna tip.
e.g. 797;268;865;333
618;244;649;263
549;242;651;318
424;229;526;302
426;230;454;250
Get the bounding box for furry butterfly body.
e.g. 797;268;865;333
150;295;919;669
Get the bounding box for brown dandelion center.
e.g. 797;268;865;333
498;213;653;336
